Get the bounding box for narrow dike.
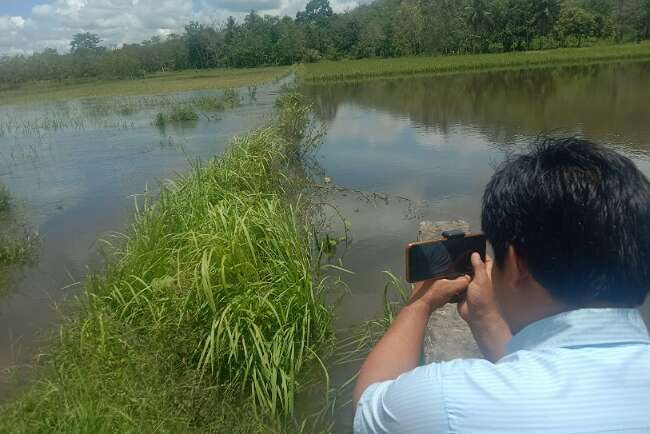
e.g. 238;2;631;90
0;93;334;432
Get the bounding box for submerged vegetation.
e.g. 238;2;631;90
300;42;650;82
0;93;334;432
0;88;243;138
190;89;241;112
153;104;199;126
154;89;241;125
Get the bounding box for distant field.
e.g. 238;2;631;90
299;42;650;83
0;66;291;106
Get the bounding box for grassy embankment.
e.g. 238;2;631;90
0;93;334;432
0;66;290;106
300;42;650;83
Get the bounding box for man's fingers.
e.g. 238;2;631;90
439;275;470;296
471;252;487;280
457;299;469;321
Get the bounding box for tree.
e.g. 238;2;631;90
465;0;492;52
531;0;560;36
393;2;425;55
276;17;305;64
297;0;334;23
70;33;103;53
555;5;597;46
184;22;209;68
629;0;650;40
501;0;535;51
419;0;470;54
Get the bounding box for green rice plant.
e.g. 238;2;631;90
191;95;225;111
154;104;200;126
0;93;333;432
300;41;650;83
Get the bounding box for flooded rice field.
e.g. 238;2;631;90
1;61;650;416
0;79;286;392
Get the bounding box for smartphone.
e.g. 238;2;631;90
405;232;486;283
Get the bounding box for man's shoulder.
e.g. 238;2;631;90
437;343;650;389
433;344;650;433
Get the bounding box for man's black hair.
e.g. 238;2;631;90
482;137;650;307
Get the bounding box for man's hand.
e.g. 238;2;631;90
458;253;499;322
410;276;471;314
457;253;512;362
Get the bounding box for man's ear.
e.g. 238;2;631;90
505;245;530;289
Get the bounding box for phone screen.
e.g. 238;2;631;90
407;234;486;283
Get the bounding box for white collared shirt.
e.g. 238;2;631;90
354;308;650;434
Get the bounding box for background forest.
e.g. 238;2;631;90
1;0;649;87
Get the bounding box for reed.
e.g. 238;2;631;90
0;93;334;432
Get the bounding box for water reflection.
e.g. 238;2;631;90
305;62;650;153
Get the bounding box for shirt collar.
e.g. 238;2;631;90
506;308;650;355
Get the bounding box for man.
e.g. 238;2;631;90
353;138;650;434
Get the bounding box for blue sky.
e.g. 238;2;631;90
0;0;362;56
1;0;42;16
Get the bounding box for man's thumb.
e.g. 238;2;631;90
445;275;470;295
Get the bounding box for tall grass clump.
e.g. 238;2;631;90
0;93;333;432
154;104;200;126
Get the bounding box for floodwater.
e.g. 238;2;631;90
0;79;287;394
303;61;650;429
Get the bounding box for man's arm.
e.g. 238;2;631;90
352;276;469;407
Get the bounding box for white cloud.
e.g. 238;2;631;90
0;15;26;31
0;0;362;56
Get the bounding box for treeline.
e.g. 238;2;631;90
1;0;649;87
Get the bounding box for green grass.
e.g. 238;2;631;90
0;66;291;106
299;42;650;83
0;93;334;432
